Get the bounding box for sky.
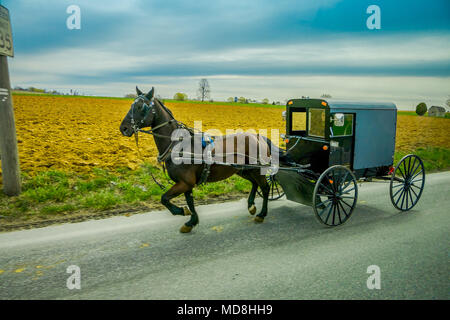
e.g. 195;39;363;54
2;0;450;109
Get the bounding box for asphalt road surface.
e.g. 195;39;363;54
0;172;449;299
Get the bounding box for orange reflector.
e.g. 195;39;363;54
285;139;289;143
288;100;293;105
329;179;334;184
321;101;327;106
323;145;328;151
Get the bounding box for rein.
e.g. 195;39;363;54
130;96;196;189
131;96;198;162
130;96;176;189
131;96;176;156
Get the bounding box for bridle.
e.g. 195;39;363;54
130;95;155;134
129;95;194;163
128;95;180;190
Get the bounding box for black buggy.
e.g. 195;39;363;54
260;98;425;227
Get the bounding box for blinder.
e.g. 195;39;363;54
130;95;156;130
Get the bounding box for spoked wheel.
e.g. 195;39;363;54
257;174;285;201
313;165;358;227
390;154;425;211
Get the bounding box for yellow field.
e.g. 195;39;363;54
3;94;450;175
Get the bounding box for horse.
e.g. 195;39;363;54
120;86;280;233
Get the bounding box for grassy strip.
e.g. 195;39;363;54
12;91;134;100
397;111;450;118
14;92;448;115
11;91;280;108
162;99;285;109
0;164;251;221
397;111;419;116
394;147;450;173
16;92;448;117
1;147;449;222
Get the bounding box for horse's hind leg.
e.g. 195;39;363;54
181;191;199;233
161;182;191;217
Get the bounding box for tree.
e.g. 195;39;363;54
227;97;234;103
262;98;269;104
174;92;187;101
197;78;210;102
124;93;137;99
446;97;450;110
415;102;427;116
238;97;248;104
321;93;332;98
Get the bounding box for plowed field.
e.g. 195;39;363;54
3;94;450;175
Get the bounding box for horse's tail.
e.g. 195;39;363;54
259;135;294;165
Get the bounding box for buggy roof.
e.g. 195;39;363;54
288;99;397;111
327;100;396;111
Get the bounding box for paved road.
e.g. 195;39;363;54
0;172;449;299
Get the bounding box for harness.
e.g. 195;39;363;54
130;95;212;187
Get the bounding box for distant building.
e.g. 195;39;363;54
428;106;446;117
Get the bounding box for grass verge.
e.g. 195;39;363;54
12;92;281;108
1;147;448;226
0;164;251;224
15;92;448;115
394;147;450;172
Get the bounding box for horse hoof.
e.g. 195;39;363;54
254;216;264;223
180;224;193;233
183;207;192;216
248;204;256;215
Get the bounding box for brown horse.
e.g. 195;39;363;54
120;87;279;233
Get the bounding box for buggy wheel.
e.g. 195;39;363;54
390;154;425;211
257;174;285;201
313;165;358;227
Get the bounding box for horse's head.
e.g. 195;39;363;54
120;86;156;137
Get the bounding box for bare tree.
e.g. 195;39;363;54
197;78;210;102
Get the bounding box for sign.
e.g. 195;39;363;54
0;5;13;57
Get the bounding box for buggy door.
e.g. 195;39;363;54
329;113;354;168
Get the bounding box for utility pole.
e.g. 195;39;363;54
0;4;21;196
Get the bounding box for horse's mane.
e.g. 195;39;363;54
154;98;197;136
155;98;175;119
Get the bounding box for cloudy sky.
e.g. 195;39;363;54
3;0;450;109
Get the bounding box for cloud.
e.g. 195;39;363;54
10;73;449;111
10;33;450;79
4;0;450;109
5;0;450;54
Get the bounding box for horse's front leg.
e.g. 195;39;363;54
161;182;192;217
248;182;258;215
237;172;258;215
254;175;269;223
181;190;199;233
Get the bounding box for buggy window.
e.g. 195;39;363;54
330;113;353;137
291;112;306;131
308;108;325;138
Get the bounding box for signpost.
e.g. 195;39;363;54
0;4;21;196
